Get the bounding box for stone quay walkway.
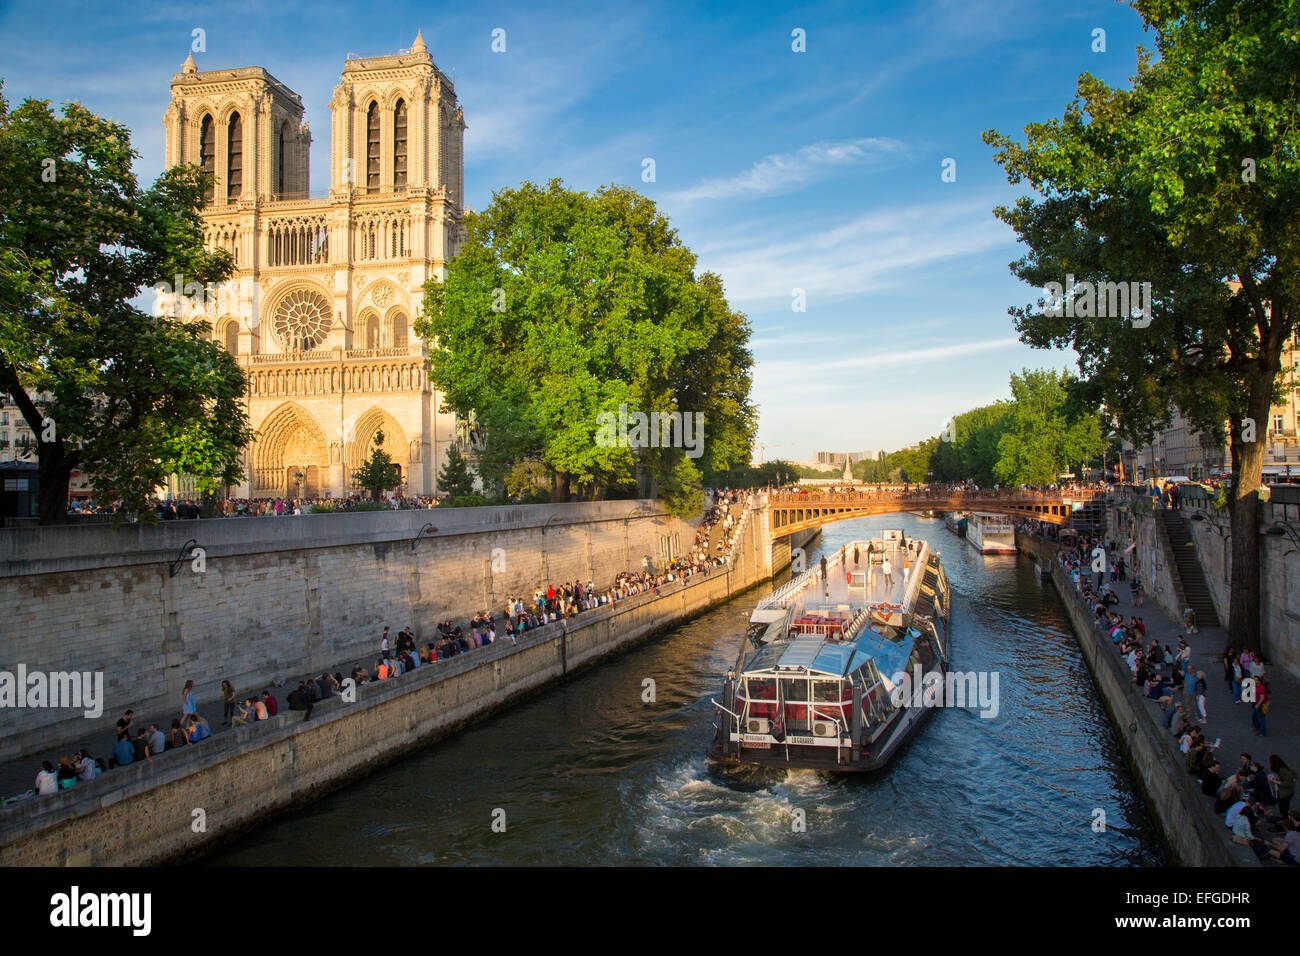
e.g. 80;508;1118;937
1050;536;1299;866
1;501;754;808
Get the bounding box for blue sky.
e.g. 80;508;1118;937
0;0;1154;461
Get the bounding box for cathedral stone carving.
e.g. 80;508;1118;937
165;30;462;499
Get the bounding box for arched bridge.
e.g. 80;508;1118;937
766;488;1106;538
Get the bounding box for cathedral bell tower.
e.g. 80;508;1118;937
328;29;466;206
164;54;312;205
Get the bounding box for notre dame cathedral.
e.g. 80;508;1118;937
160;31;465;499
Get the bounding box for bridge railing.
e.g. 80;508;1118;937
766;488;1108;505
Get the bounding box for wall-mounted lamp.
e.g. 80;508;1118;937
411;523;438;551
168;539;201;578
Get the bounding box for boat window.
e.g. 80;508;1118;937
812;680;843;703
863;681;891;723
780;678;809;702
745;677;776;701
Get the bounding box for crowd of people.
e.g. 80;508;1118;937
26;489;754;800
63;494;445;520
1054;531;1297;865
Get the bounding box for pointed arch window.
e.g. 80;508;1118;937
227;112;243;201
366;314;381;349
277;121;288;196
199;115;215;203
366;101;380;192
224;321;240;355
390;312;407;347
393;99;408;190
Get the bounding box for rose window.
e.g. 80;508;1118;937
273;289;331;352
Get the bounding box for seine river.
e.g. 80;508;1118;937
205;514;1165;866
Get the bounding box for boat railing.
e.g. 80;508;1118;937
712;697;743;747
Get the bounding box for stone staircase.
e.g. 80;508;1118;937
1156;509;1221;628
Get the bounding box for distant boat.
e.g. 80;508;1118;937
944;511;968;538
966;512;1017;554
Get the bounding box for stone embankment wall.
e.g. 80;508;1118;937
0;502;696;762
1017;533;1241;867
1104;491;1300;679
0;503;817;865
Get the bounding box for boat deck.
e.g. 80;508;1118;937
794;545;914;610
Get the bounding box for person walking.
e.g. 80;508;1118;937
1270;756;1294;819
1252;678;1269;737
220;679;236;725
882;556;894;591
181;679;196;719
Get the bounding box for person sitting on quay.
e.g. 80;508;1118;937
1215;775;1245;815
231;699;253;727
56;755;79;790
132;728;153;763
1229;805;1269;859
148;724;166;756
287;681;314;721
261;690;278;717
110;732;134;768
33;761;59;795
167;718;189;749
1267;817;1300;865
185;714;213;743
75;749;101;783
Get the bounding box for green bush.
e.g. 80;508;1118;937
440;494;490;508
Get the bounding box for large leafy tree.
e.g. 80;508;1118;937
992;369;1107;485
416;179;757;516
983;0;1299;651
0;88;250;523
929;401;1015;485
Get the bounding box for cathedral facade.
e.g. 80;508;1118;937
161;31;465;499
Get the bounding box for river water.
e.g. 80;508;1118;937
205;514;1165;866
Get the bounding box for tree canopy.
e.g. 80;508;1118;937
983;0;1299;650
992;369;1108;485
416;179;757;516
0;86;251;523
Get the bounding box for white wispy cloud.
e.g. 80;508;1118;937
695;195;1012;307
759;336;1023;382
665;137;907;204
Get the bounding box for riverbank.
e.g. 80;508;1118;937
1017;531;1252;867
0;513;818;866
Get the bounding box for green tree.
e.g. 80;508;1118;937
983;0;1298;650
505;459;551;502
930;402;1015;486
0;88;250;523
992;370;1107;486
351;429;402;501
437;443;477;498
416;179;756;516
